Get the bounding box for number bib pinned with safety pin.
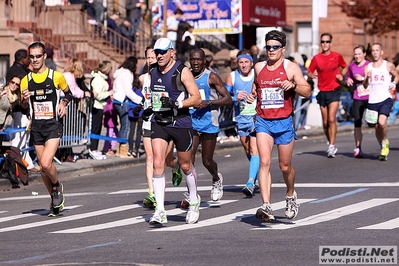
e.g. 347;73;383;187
260;87;284;109
33;101;54;120
365;108;378;124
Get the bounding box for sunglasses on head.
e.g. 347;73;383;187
154;49;169;55
321;40;331;44
265;45;283;51
10;80;20;86
29;54;44;59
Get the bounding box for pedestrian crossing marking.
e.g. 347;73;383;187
253;198;399;230
0;192;98;202
0;205;81;223
108;182;399;195
0;204;141;233
358;217;399;230
152;199;316;232
51;200;237;234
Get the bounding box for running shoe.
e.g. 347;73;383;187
210;173;223;201
48;201;64;217
285;191;299;220
186;195;201;224
327;145;338;158
143;188;157;209
172;163;183;187
256;203;275;221
242;183;255;197
354;147;364;158
149;209;167;225
180;192;190;209
379;139;389;161
51;183;64;208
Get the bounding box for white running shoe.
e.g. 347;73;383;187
210;173;223;201
256;203;275;221
149;209;167;225
186;195;201;224
285;191;299;219
327;145;337;158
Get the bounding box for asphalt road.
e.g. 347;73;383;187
0;126;398;266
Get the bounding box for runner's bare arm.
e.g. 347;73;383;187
180;67;201;108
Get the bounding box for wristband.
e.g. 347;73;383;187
177;100;183;109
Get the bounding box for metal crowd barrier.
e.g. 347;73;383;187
59;97;92;149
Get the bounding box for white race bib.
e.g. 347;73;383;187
152;91;170;112
33;101;54;120
365;108;378;124
260;87;284;109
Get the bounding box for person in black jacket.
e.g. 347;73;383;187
6;49;30;84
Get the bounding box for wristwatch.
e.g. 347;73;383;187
174;100;180;108
208;100;213;106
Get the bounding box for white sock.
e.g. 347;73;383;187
153;173;166;211
184;166;198;202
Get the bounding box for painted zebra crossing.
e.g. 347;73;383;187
0;195;398;234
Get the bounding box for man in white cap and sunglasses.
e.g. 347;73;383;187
146;37;202;225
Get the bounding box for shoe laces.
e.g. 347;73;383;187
286;196;299;210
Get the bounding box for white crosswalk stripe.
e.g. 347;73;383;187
152;198;316;232
0;187;398;234
253;198;399;230
358;217;399;230
51;200;237;234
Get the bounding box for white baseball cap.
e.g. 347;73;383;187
154;38;174;51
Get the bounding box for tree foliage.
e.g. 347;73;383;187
338;0;399;35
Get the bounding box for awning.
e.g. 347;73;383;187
242;0;286;27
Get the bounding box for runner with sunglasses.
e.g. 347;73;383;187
308;33;348;158
247;30;311;222
20;42;72;217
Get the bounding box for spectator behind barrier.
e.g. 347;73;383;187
6;49;30;84
89;61;114;160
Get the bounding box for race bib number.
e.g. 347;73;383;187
33;101;54;120
239;99;257;115
260;87;284;109
152;91;170;112
365;108;378;124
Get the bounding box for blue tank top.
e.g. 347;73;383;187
150;61;191;128
190;69;219;133
231;69;256;124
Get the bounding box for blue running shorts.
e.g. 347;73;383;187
255;116;297;145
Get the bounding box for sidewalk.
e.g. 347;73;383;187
0;123;358;190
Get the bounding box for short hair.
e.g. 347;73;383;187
320;32;333;41
28;42;46;53
265;30;286;47
237;48;253;57
175;8;184;15
190;48;205;58
144;44;154;58
14;49;28;62
45;47;54;59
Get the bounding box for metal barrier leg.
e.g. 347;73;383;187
53;156;62;165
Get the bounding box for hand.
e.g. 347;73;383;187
132;104;143;116
346;78;354;87
142;107;153;121
246;93;256;104
160;96;176;108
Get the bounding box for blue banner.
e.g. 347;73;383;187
152;0;242;34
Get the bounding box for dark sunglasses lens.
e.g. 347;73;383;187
155;50;168;55
321;41;331;44
265;45;282;51
29;54;43;59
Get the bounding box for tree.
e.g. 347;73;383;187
339;0;399;35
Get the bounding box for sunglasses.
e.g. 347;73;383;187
265;45;283;51
321;40;331;44
154;49;169;55
29;54;44;59
10;80;20;86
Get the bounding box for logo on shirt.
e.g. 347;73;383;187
36;89;44;95
157;78;162;84
45;89;53;94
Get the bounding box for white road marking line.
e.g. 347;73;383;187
0;192;98;202
51;200;237;234
358;217;399;230
253;198;399;230
108;182;399;195
0;205;81;223
0;204;141;233
152;199;316;232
